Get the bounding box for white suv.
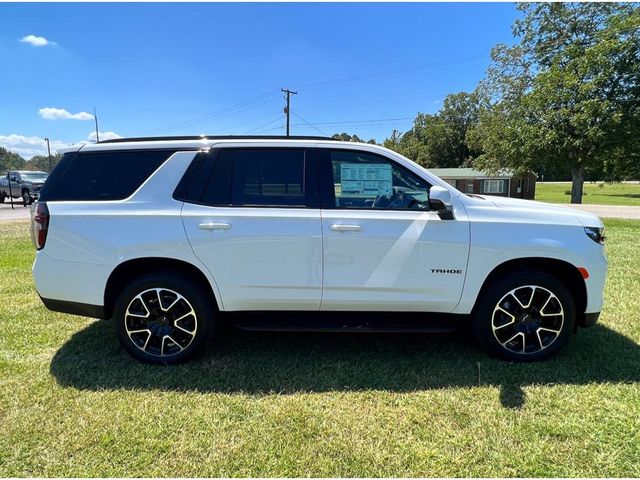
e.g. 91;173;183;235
31;136;607;364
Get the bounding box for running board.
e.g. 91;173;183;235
220;311;468;333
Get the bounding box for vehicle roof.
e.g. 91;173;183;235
67;135;386;153
10;170;48;174
100;135;334;144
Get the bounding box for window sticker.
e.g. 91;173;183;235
340;163;393;196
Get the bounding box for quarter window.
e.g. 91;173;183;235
39;150;174;202
328;150;430;210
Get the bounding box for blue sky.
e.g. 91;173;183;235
0;2;519;158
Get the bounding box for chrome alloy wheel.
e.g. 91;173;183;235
491;285;564;354
124;288;198;357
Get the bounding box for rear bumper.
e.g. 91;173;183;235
580;311;600;328
40;296;106;319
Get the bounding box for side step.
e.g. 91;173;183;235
220;311;468;333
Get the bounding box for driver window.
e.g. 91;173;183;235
330;150;430;210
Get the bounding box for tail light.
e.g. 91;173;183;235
30;202;49;250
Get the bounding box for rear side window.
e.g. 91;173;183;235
192;148;307;207
39;150;175;201
232;149;304;206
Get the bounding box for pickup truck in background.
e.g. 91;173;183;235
0;170;48;206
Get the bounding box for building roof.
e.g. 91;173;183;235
427;167;515;179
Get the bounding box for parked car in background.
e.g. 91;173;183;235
0;170;48;206
31;136;607;364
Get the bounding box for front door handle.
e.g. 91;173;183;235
199;222;231;231
330;224;362;232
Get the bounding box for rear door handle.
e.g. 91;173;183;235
198;222;231;231
330;224;362;232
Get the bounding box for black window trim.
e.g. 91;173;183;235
317;148;434;212
176;146;320;209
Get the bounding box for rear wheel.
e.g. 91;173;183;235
114;272;214;364
22;190;30;207
0;193;5;203
473;270;575;362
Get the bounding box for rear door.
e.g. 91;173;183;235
319;148;469;312
181;146;322;311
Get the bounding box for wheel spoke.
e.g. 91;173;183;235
495;305;516;319
156;289;164;310
502;331;523;347
174;321;196;336
538;326;561;335
493;319;515;331
126;329;152;351
167;335;184;352
536;329;544;350
513;286;535;309
165;296;181;313
127;294;150;318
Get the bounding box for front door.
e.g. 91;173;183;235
319;148;470;312
182;147;322;311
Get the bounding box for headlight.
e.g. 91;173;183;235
584;226;605;244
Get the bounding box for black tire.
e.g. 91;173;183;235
113;272;215;364
0;194;5;203
22;190;29;207
472;270;576;362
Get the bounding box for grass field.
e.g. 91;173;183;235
1;219;639;477
536;182;640;205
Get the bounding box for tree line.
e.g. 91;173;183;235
0;147;63;175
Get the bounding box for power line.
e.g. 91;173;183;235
244;116;284;134
297;54;489;92
146;90;281;134
290;111;330;136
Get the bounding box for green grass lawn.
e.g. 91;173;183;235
536;181;640;205
1;220;639;477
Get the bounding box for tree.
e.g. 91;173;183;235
0;147;26;173
331;133;376;144
383;91;483;168
469;3;640;203
28;154;63;173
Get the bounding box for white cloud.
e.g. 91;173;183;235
1;130;124;159
0;134;71;159
87;131;122;142
39;107;94;121
20;34;55;47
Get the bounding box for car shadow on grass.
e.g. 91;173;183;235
50;321;639;409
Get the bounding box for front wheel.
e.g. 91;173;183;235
114;272;214;364
473;270;576;362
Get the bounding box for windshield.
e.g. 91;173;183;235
20;173;48;181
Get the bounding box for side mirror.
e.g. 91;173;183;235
429;185;454;220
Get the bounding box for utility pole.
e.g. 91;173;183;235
281;88;297;136
44;138;52;173
93;107;100;143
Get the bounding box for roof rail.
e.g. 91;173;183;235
99;135;335;144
